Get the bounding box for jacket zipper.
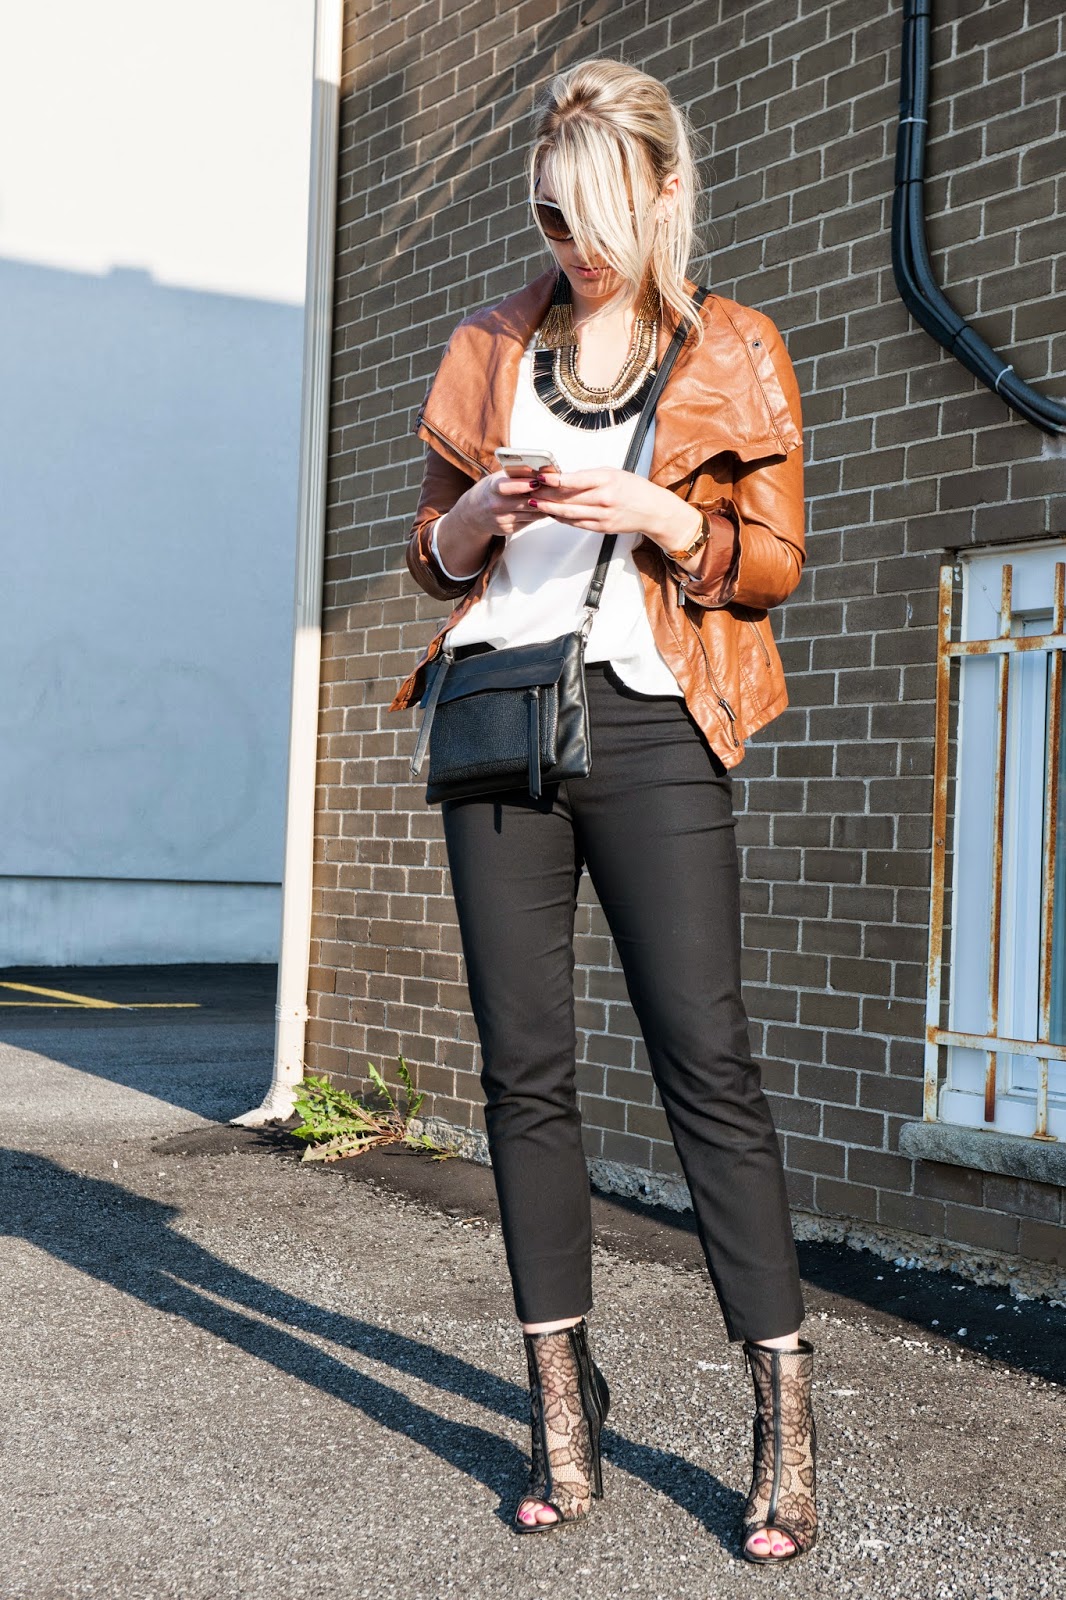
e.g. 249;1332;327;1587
745;616;772;668
417;414;488;479
678;580;740;748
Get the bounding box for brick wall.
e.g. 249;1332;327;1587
311;0;1066;1270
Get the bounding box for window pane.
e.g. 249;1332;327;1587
1050;662;1066;1048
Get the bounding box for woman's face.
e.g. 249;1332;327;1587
534;171;628;309
534;165;680;312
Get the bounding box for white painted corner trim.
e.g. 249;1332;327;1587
233;0;344;1127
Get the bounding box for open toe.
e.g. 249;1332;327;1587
515;1497;559;1527
512;1321;610;1536
739;1340;818;1564
745;1528;796;1560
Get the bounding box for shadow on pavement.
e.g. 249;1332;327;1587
592;1188;1066;1388
257;1133;1066;1388
2;1148;744;1545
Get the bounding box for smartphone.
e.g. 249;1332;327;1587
495;446;561;476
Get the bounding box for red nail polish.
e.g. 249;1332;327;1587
528;497;538;508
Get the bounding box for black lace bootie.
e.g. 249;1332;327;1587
512;1317;610;1535
740;1338;818;1563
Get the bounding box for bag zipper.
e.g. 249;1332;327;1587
677;579;740;748
527;686;542;798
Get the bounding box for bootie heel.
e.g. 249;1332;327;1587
512;1317;610;1535
739;1338;818;1563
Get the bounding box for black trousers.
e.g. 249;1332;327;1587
440;662;805;1343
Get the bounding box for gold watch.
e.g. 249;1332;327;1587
664;507;711;564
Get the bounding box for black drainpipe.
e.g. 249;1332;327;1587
892;0;1066;435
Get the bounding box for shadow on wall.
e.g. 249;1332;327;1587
0;257;303;886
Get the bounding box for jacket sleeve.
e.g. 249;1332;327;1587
404;444;482;603
666;319;806;612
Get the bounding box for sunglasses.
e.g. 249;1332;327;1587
530;199;574;243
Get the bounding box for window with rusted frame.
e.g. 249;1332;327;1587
926;541;1066;1143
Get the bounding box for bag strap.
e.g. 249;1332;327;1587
581;284;710;617
410;642;451;775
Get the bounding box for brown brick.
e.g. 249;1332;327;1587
846;1147;913;1192
858;1073;920;1117
785;1170;816;1209
769;1093;820;1135
773;815;833;848
604;1067;657;1107
982;1176;1062;1224
1016;1219;1066;1267
979;19;1062;82
825;1032;889;1073
823;1104;886;1149
944;1202;1021;1256
769;951;829;989
796;1063;856;1105
599;1130;654;1169
626;1101;673;1141
787;1134;845;1178
744;983;798;1022
801;919;863;957
771;883;830;918
876;1191;947;1238
862;997;926;1038
815;1177;878;1223
799;991;861;1030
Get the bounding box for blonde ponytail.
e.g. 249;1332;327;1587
527;59;706;343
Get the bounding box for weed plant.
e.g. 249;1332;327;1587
291;1059;454;1162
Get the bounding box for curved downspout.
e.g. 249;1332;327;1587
233;0;344;1126
893;0;1066;434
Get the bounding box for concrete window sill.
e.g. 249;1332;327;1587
900;1120;1066;1186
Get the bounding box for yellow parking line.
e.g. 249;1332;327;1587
0;982;121;1008
0;984;201;1010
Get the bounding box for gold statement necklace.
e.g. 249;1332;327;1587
533;271;659;429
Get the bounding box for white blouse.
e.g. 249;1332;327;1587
434;338;683;697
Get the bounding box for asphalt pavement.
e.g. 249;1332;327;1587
1;964;1063;1600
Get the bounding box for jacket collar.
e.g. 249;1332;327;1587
416;267;800;487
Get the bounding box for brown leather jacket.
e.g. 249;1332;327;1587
389;266;805;769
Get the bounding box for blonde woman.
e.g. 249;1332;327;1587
391;59;818;1564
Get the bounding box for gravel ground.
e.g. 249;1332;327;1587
1;972;1063;1600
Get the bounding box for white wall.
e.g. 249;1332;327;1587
0;0;316;964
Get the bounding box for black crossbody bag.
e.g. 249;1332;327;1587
410;287;709;805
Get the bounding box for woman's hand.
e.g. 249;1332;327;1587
529;467;704;552
433;470;542;577
464;469;546;536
